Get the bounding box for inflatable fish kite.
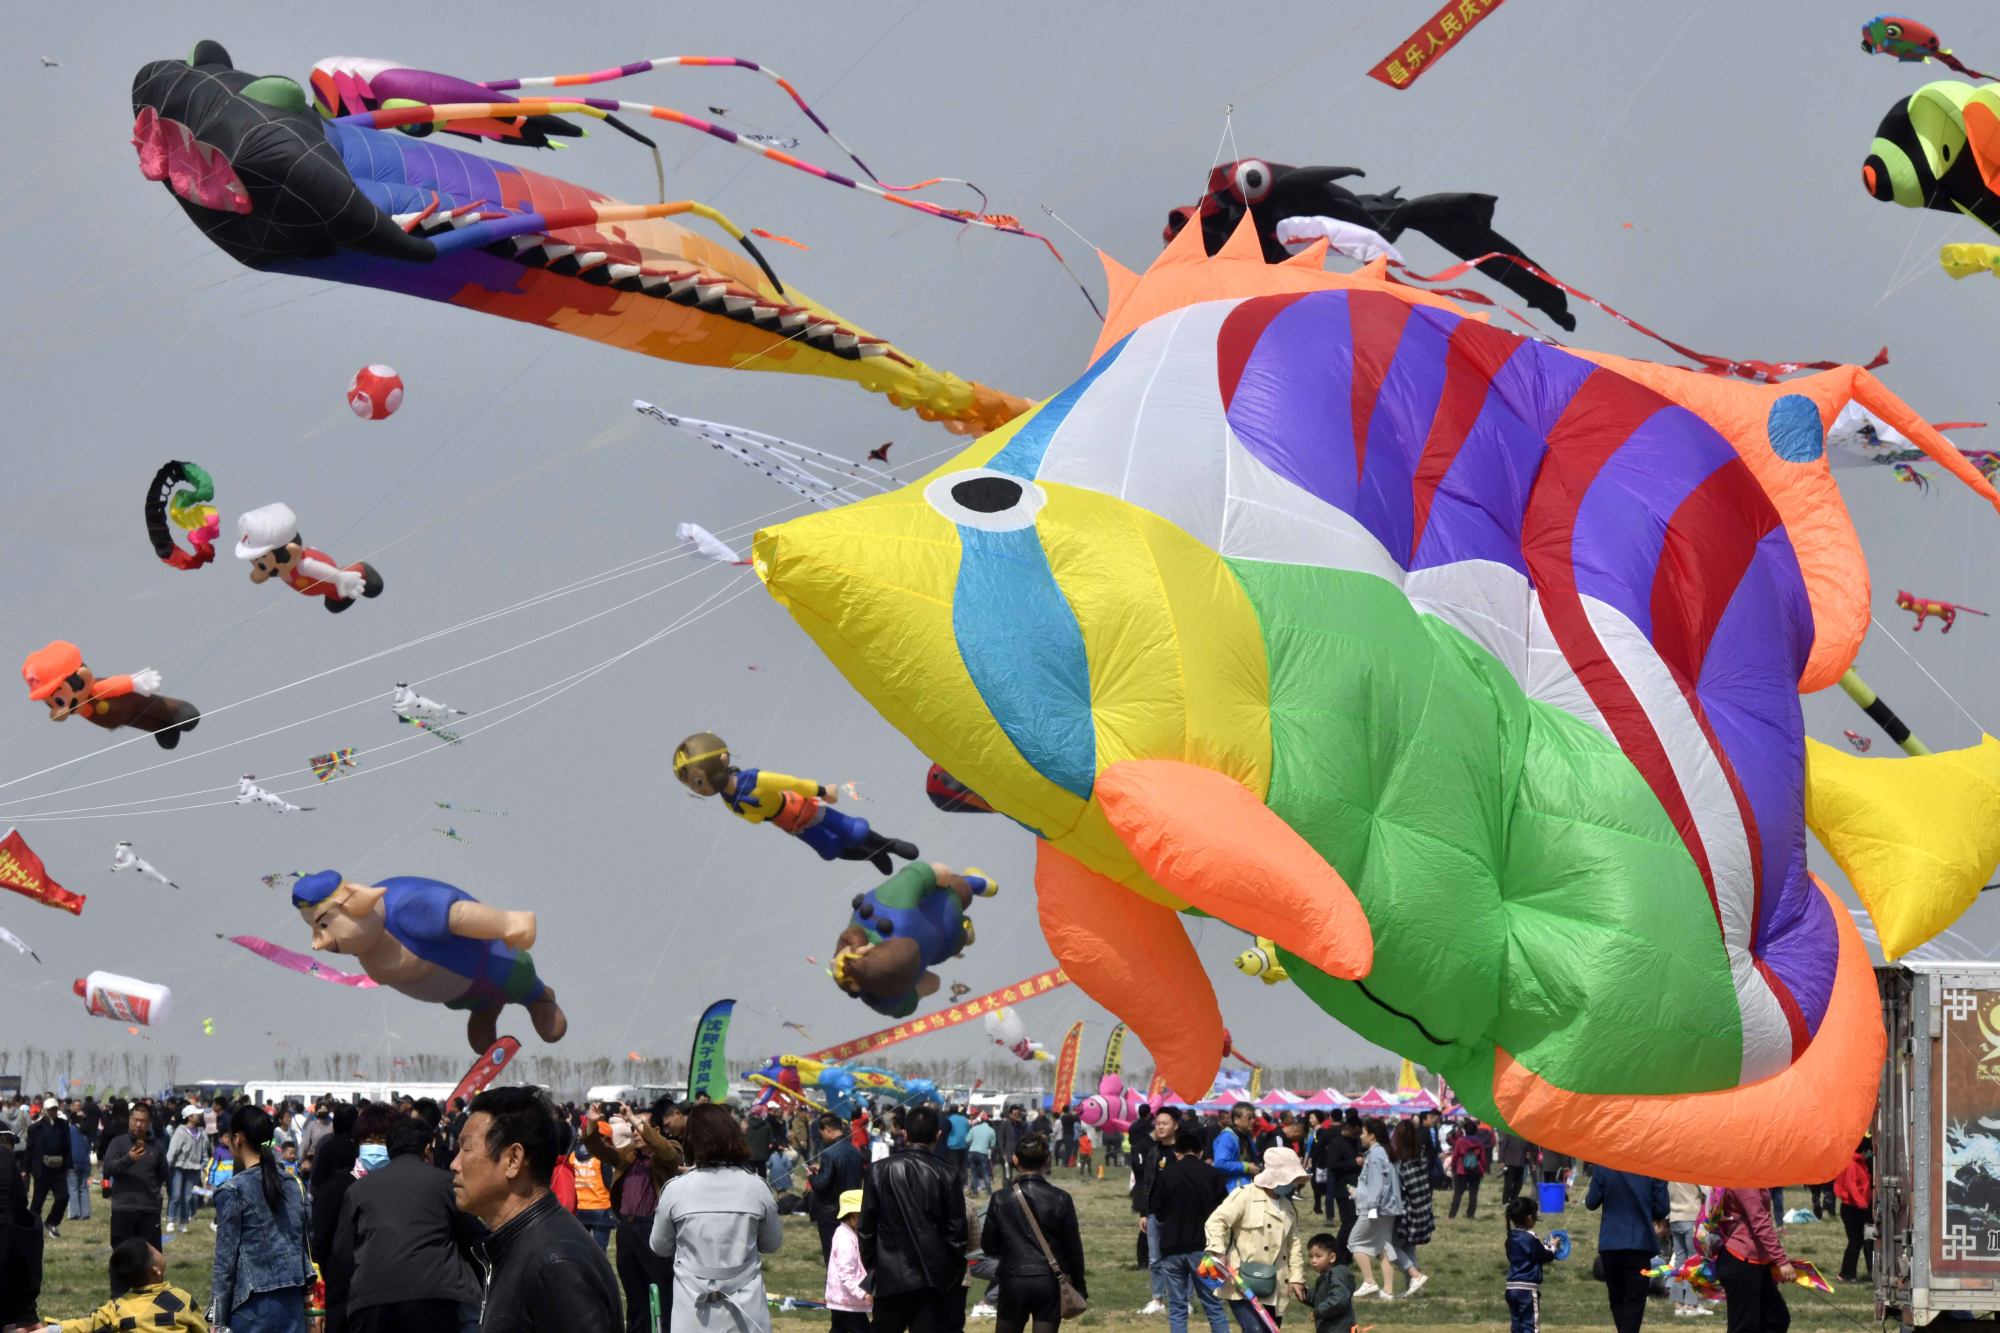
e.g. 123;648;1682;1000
131;41;1028;435
755;216;2000;1185
1863;80;2000;237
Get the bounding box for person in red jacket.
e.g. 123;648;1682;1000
1712;1185;1795;1333
1834;1138;1873;1283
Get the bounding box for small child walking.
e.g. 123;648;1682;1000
1306;1232;1356;1333
826;1188;872;1333
1504;1196;1563;1333
1077;1130;1094;1179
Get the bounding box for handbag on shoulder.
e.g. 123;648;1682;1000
1014;1188;1089;1318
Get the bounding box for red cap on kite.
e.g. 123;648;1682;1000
21;641;83;701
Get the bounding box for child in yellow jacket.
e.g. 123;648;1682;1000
44;1238;207;1331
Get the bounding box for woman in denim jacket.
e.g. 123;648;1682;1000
211;1104;313;1332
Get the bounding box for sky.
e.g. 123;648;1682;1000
3;0;2000;1092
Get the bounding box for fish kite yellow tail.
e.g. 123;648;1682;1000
1805;735;2000;958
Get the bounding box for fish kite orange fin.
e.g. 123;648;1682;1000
1036;841;1223;1100
1094;759;1374;982
1491;876;1883;1187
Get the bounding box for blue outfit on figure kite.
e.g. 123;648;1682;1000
832;862;998;1017
291;869;567;1052
672;731;920;873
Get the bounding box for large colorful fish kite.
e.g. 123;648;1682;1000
131;42;1029;435
754;216;2000;1185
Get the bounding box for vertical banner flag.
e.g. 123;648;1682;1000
1397;1059;1422;1095
1145;1071;1168;1107
0;829;85;915
1248;1065;1263;1099
1367;0;1509;90
1053;1020;1085;1113
1101;1022;1127;1078
688;998;736;1103
449;1036;521;1106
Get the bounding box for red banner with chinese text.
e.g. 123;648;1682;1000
0;829;83;915
1368;0;1509;90
806;967;1070;1063
1053;1021;1085;1113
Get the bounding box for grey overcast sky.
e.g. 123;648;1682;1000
3;0;1998;1089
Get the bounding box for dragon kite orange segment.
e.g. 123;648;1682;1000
1897;589;1989;632
134;42;1031;435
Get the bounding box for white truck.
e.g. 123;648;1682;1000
1876;961;2000;1328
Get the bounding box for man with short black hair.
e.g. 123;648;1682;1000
859;1104;968;1333
811;1112;866;1261
339;1115;482;1332
1149;1125;1231;1333
453;1086;620;1333
101;1102;167;1294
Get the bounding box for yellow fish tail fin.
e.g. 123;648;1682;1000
1804;735;2000;957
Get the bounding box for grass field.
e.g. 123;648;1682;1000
31;1172;1877;1331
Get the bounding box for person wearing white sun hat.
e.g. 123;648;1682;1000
1204;1146;1309;1333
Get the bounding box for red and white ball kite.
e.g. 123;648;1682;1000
347;364;404;420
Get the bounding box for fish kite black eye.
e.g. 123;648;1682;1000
952;476;1022;513
1233;159;1274;204
924;468;1046;532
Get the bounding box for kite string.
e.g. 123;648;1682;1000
1867;614;1989;736
11;575;761;823
0;427;975;814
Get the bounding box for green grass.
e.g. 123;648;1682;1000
33;1174;1876;1331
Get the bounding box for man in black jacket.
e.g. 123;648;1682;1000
338;1116;482;1333
100;1102;167;1293
1132;1106;1180;1316
25;1098;70;1239
1148;1124;1229;1333
860;1104;968;1333
980;1136;1087;1312
453;1086;620;1333
994;1107;1024;1185
1322;1117;1362;1262
810;1113;865;1262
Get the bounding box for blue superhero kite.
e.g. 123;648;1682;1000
832;862;997;1017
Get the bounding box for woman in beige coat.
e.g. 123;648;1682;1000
1203;1147;1309;1333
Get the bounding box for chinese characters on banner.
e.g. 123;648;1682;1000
1053;1021;1085;1113
808;967;1071;1062
1368;0;1510;90
1937;986;2000;1269
0;829;85;915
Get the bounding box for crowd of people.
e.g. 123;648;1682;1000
0;1087;1871;1333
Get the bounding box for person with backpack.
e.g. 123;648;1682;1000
1448;1119;1491;1221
